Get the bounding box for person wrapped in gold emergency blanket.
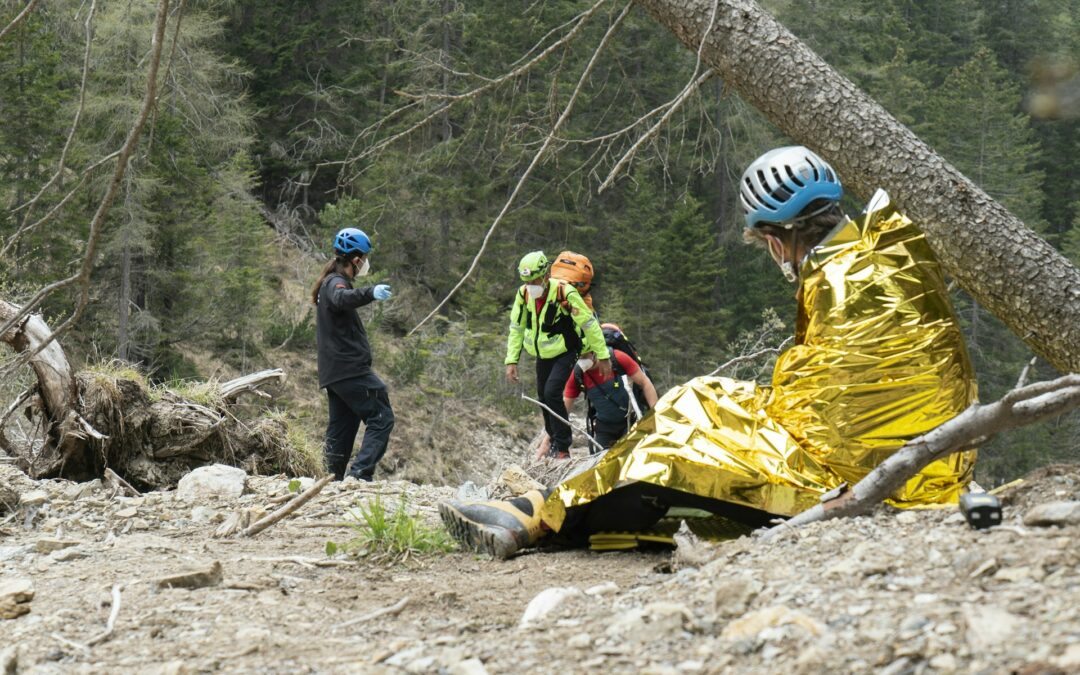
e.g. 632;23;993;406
441;146;977;558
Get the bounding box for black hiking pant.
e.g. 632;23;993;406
324;375;395;480
554;482;777;546
536;351;576;453
592;420;628;451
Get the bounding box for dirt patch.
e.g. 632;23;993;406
2;465;1079;673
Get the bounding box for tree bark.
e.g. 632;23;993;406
0;300;86;473
633;0;1080;372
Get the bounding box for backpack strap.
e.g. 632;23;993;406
517;286;532;330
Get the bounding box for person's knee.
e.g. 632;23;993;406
369;404;395;435
542;379;565;403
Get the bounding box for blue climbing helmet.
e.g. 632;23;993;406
739;146;843;229
333;227;371;255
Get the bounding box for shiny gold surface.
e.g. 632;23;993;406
543;192;977;530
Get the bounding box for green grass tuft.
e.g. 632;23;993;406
330;494;456;562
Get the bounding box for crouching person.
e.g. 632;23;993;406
564;348;658;451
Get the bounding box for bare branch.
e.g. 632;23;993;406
408;3;633;335
86;584;123;647
598;0;720;191
0;0;41;44
146;0;188;154
2;150;122;259
1015;356;1039;389
329;0;611;180
706;336;793;377
759;373;1080;540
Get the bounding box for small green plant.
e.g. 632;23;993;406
288;479;301;493
327;494;456;562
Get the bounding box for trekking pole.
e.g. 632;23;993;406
621;374;643;420
520;394;605;454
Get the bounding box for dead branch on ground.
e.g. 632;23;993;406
337;596;410;630
759;373;1080;540
240;475;333;538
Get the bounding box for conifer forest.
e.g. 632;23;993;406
2;0;1079;485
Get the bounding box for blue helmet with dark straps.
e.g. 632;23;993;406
333;227;371;255
739;146;843;229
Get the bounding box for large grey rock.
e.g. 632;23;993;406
1023;501;1080;527
177;464;247;500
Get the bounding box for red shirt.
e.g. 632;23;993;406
564;350;640;399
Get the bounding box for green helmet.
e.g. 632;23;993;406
517;251;550;281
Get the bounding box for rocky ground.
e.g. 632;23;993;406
2;462;1079;674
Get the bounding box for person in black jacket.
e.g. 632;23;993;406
311;227;394;481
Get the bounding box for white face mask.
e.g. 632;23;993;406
525;283;544;299
576;357;595;372
356;258;371;277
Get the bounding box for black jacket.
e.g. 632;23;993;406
316;273;381;388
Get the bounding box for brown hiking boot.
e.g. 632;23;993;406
439;489;549;559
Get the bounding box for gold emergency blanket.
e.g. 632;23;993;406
543;192;977;530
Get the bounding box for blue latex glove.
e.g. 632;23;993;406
373;284;392;301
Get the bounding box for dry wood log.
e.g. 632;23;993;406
760;374;1080;540
219;369;286;402
240;475;333;538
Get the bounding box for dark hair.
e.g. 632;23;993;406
310;256;356;304
742;201;844;251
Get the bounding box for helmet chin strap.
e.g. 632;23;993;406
778;227;799;284
779;260;798;284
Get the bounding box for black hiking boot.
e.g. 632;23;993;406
439;489;549;559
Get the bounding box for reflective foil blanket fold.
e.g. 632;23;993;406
543;191;977;531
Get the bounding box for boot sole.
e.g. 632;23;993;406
439;503;520;559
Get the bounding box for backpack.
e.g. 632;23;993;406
550;251;595;312
574;325;651;437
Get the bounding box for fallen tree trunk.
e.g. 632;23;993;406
0;299;97;474
2;300;316;487
632;0;1080;372
760;374;1080;539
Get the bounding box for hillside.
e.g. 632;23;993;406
2;462;1078;673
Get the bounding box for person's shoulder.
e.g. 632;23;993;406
613;349;638;369
322;274;351;292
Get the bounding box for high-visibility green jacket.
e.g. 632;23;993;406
505;280;610;364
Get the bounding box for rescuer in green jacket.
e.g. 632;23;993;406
505;251;611;458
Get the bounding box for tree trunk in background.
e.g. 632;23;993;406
634;0;1080;372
